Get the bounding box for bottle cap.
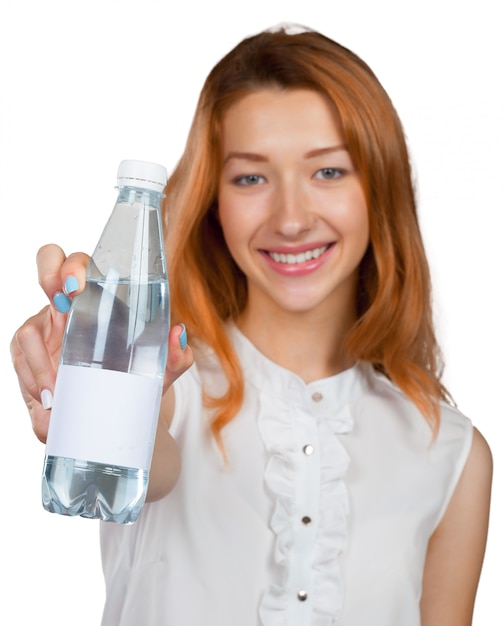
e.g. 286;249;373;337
117;160;167;193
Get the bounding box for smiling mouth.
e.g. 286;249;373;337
266;244;331;265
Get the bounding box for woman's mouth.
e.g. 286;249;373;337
260;243;335;276
266;244;331;265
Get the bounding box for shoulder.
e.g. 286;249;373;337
420;426;492;624
357;365;472;443
454;426;493;546
433;424;492;529
469;426;493;465
457;426;493;504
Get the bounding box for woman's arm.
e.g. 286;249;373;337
146;326;193;502
420;427;493;625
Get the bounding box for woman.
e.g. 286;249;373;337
11;25;492;625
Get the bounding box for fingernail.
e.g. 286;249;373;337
41;389;53;410
179;324;187;350
53;291;71;313
64;275;79;295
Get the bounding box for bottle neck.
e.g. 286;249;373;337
116;186;164;208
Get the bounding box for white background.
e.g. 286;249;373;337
1;1;501;623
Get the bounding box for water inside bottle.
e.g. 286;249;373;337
43;275;169;523
61;276;169;376
42;456;149;524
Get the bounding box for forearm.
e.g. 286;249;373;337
146;387;181;502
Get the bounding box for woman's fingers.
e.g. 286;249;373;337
10;305;66;441
36;245;89;312
60;251;90;293
36;244;66;303
163;324;193;392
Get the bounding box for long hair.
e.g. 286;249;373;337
165;25;450;449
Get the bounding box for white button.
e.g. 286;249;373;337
297;590;308;602
311;391;323;402
302;444;314;456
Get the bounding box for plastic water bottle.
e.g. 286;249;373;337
42;159;170;524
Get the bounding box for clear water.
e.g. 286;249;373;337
44;274;169;523
42;456;148;524
60;275;169;377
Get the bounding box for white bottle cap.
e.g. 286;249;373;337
117;160;167;193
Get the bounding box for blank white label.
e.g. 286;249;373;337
46;364;162;469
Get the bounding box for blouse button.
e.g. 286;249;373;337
311;391;323;402
297;590;308;602
301;515;312;525
302;444;314;456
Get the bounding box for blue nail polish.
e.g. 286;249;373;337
64;275;79;295
179;324;187;350
53;292;71;313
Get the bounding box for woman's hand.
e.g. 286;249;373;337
10;244;89;442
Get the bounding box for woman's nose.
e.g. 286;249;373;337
269;181;314;238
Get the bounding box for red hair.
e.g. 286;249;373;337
164;26;450;449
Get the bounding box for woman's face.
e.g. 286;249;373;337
218;88;369;320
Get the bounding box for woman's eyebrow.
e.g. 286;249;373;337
222;151;268;165
303;144;347;159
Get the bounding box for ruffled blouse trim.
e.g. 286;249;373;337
312;408;352;620
228;324;369;625
258;396;354;625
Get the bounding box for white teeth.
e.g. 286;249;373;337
269;245;329;265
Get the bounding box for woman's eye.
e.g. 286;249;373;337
314;167;345;180
233;174;266;186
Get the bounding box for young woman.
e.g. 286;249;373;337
11;25;492;626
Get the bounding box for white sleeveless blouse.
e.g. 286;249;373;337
100;325;472;626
